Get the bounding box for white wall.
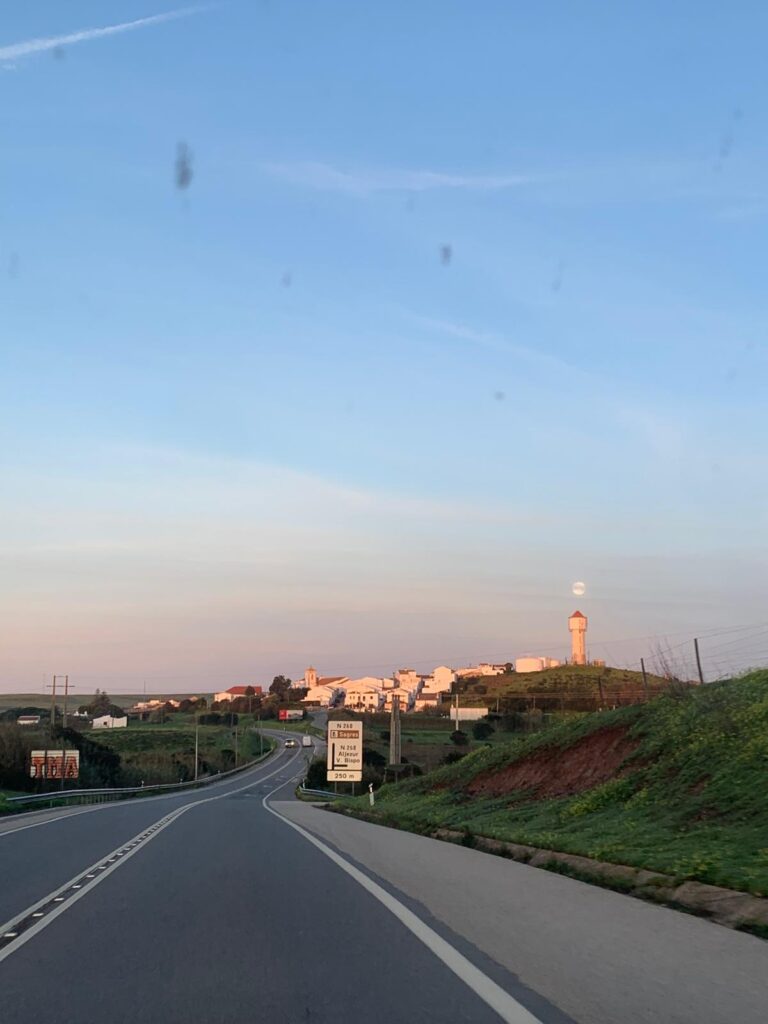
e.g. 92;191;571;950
92;715;128;729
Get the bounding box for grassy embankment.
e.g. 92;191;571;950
342;671;768;896
87;722;272;786
454;663;671;707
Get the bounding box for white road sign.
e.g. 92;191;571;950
327;721;363;782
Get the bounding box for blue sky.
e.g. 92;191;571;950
2;2;767;691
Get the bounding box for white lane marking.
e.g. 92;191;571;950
0;749;299;964
263;788;543;1024
0;741;284;840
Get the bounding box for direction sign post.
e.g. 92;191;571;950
326;721;363;783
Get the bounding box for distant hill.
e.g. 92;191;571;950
356;670;768;896
457;664;675;710
0;693;213;713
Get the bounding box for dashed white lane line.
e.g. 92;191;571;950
0;748;297;964
263;783;543;1024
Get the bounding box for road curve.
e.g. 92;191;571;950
1;737;766;1024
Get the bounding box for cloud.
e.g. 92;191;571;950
410;313;686;458
0;7;201;65
411;314;577;376
259;160;534;195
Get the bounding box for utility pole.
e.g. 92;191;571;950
41;675;55;790
194;713;200;782
58;675;69;731
234;724;239;767
452;692;461;732
640;658;649;700
388;695;401;768
694;638;705;685
60;675;70;791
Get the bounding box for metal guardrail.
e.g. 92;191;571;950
297;785;342;800
2;744;277;813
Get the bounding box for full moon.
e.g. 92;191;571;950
572;581;586;596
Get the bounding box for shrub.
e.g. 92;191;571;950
442;751;468;766
450;730;469;746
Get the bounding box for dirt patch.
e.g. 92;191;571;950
465;724;639;800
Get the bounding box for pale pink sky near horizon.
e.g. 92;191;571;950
1;445;764;694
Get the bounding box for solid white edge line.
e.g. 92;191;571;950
0;807;105;839
262;787;543;1024
0;748;301;963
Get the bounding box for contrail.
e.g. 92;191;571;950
0;7;202;63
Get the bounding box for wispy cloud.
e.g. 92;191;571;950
260;160;534;195
411;313;686;458
412;314;576;376
0;7;201;65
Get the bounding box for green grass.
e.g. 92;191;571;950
454;664;672;707
272;720;324;736
347;671;768;896
87;723;271;785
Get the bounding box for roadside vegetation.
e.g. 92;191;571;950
0;677;309;796
341;671;768;896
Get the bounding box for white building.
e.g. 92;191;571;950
343;678;386;711
414;693;442;712
383;686;416;712
303;683;346;708
213;686;263;703
92;715;128;729
515;657;561;674
455;663;506;679
395;668;420;690
450;707;490;727
422;666;456;694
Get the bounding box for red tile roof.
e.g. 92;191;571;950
570;610;586;619
227;685;263;695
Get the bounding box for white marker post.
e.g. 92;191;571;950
368;783;375;807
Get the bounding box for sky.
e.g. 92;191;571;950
1;1;767;692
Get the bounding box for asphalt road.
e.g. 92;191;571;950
1;739;767;1024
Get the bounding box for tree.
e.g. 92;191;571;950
472;721;494;741
84;690;124;719
449;730;469;746
363;747;386;768
269;675;292;701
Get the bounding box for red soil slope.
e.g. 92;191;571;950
466;725;638;800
